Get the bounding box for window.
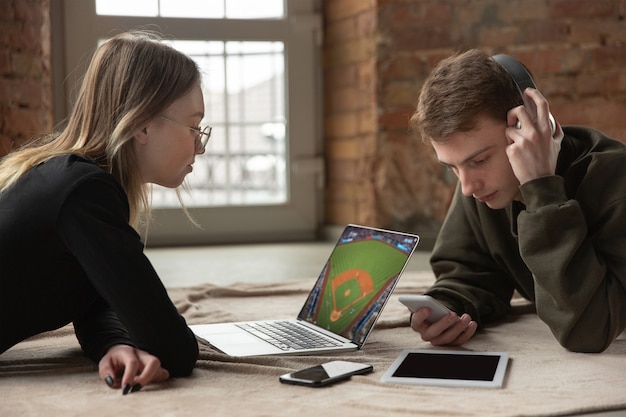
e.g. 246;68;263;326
95;0;284;19
56;0;323;245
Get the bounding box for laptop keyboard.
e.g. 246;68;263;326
236;321;344;351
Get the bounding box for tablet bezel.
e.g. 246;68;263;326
381;349;509;388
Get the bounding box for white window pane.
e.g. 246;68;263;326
97;0;283;19
96;0;158;16
226;42;284;94
225;0;284;19
160;0;224;18
151;40;286;208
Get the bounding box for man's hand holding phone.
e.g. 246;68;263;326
401;295;478;347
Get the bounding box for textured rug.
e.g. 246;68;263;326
1;271;625;417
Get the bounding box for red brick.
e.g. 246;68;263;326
324;0;376;22
356;59;376;90
326;158;360;182
325;86;372;113
478;26;520;47
322;0;626;228
4;106;48;138
550;0;616;18
325;112;359;139
326;133;377;159
0;77;45;107
0;22;24;49
381;80;419;108
377;55;428;81
325;18;358;44
0;133;14;157
11;51;44;77
574;71;625;96
497;0;551;22
587;45;626;71
387;25;455;51
0;48;11;75
378;108;412;131
355;8;377;37
14;0;44;26
324;38;376;67
0;1;14;20
569;20;626;45
357;105;377;135
551;97;626;127
324;65;357;89
326;137;366;159
324;200;360;226
515;20;570;44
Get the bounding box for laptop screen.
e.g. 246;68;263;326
297;224;420;347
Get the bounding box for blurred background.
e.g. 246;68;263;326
2;0;626;250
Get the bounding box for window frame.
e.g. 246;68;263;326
53;0;324;245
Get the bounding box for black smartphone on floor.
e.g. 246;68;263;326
279;361;373;387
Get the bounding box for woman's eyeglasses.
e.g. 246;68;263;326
160;115;212;154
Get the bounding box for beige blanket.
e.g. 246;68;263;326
1;272;625;417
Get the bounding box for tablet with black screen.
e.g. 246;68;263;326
381;349;509;388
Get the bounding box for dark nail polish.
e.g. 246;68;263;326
131;383;142;393
105;375;114;388
122;383;131;395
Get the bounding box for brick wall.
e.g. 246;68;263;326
0;0;52;157
323;1;379;227
1;1;624;243
323;0;626;244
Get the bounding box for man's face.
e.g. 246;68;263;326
431;115;522;209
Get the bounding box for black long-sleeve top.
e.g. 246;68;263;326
0;155;198;376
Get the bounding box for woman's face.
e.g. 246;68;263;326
133;83;205;188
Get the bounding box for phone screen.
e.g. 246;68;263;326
280;361;373;387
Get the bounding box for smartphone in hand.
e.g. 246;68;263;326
279;361;373;387
399;295;451;323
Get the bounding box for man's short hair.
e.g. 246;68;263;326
410;49;523;143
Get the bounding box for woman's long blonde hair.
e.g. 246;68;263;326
0;30;200;227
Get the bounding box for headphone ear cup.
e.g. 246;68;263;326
548;113;556;137
491;54;557;137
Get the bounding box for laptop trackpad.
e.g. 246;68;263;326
208;332;260;346
204;332;279;356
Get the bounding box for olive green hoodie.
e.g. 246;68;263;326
426;126;626;353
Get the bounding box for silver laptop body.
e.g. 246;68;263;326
190;224;420;357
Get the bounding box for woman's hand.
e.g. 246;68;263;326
98;344;170;394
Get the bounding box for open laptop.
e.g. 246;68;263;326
190;224;420;356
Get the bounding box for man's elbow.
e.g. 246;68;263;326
557;332;612;353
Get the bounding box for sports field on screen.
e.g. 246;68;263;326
298;230;415;343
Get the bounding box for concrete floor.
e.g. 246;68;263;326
146;242;433;288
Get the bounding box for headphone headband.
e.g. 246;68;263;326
491;54;556;136
491;54;538;95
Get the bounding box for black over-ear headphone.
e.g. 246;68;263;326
491;54;556;136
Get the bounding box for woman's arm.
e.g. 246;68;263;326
58;175;198;376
